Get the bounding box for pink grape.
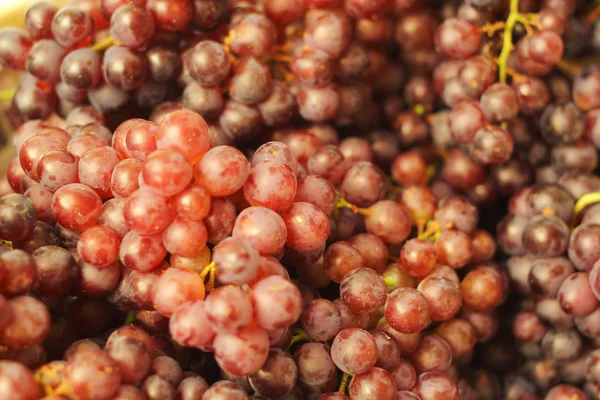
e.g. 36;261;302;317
124;188;175;235
142;149;193;197
156;109;211;164
153;267;205;317
194;145;250;197
213;323;270;377
161;216;207;258
244;161;297;212
232;206;287;256
250;275;303;331
281;202;330;251
77;225;121;268
119;230;167;272
52;183;102;232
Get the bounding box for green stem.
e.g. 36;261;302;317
497;0;521;83
124;311;136;325
574;192;600;220
338;373;353;393
92;35;116;52
287;328;311;349
384;276;397;287
0;88;16;102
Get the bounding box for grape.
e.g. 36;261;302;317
250;275;303;330
75;259;121;298
169;300;215;349
52;184;102;233
204;197;237;245
0;296;51;349
558;272;598;317
331;328;377;374
103;46;147;91
124;188;174;235
434;17;481;60
0;360;40;400
449;101;488;143
177;376;209;400
213;323;270;376
257;83;297;127
301;299;342;341
370;330;401;369
31;245;76;298
293;343;337;387
20;128;70;180
461;266;504;311
294;175;336;215
364;200;411;245
205;286;253;334
110;5;154;49
349;367;397;400
528;256;574;297
229;57;272;105
545;385;587;400
162;216;207;258
400;239;437;277
141;375;175;400
146;0;192;31
194;146;250;197
297;84;340;123
282;202;330;252
0;249;36;296
106;335;152;384
418;277;462;322
339;268;387;314
201;381;248;400
119;230;166;272
51;7;93;48
113;385;147;400
405;334;451;374
153;267;205;317
244;161;297;212
434;318;476;357
457;56;496;97
25;2;57;40
249;349;298;398
229;12;277;58
472;125;514;165
513;311;548;344
522;216;570;257
392;152;425;186
397;391;421;400
148;357;182;387
541;329;582;362
413;371;458;400
26;39;66;84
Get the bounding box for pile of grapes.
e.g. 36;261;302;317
0;0;600;398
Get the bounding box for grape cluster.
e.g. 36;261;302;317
0;0;599;399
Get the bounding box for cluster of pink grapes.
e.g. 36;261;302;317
0;0;600;399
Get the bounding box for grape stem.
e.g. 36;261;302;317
338;372;353;393
384;276;397;287
334;192;371;216
493;0;541;82
287;328;311;349
573;191;600;221
91;35;116;52
1;240;12;249
417;220;441;241
0;88;15;102
556;53;600;78
199;261;217;292
124;311;136;325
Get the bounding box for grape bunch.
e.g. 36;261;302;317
0;0;599;399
